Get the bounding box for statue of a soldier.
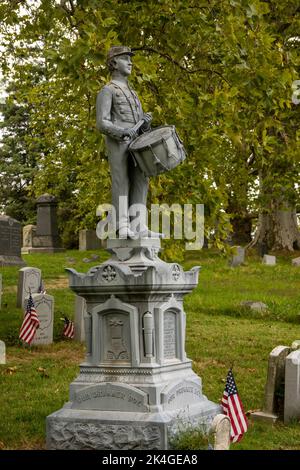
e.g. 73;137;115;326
96;45;159;239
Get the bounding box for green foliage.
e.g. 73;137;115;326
1;249;300;449
0;1;299;246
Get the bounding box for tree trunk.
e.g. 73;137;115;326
249;206;300;251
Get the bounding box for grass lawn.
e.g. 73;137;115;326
0;248;300;450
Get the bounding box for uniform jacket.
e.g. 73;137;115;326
96;80;146;141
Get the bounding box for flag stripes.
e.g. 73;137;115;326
221;369;248;443
19;294;40;345
63;317;75;339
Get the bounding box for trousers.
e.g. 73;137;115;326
106;135;149;230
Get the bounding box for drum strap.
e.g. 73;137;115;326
110;81;139;124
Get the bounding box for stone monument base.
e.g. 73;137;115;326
47;400;219;450
46;237;220;450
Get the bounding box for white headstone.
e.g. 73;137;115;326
17;267;42;308
211;414;231;450
31;293;54;345
262;255;276;266
0;340;5;364
74;296;86;342
284;350;300;423
292;257;300;267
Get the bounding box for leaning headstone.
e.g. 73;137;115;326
30;293;54;345
229;246;245;267
22;194;65;253
262;254;276;265
292;257;300;267
240;301;268;312
0;273;2;310
0;215;26;266
17;267;42;308
79;229;102;251
210;414;231;450
252;345;290;423
0;340;5;364
74;296;86;342
284;349;300;424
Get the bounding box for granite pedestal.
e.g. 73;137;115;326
47;237;220;449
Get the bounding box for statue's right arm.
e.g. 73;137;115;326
96;86;125;140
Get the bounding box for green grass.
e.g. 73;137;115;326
0;248;300;449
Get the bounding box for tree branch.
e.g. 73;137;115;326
132;46;230;85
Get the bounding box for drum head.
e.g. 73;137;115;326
129;126;173;150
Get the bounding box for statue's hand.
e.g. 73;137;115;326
143;113;152;125
122;128;138;140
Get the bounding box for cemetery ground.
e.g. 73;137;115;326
0;249;300;450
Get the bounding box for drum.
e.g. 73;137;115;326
129;125;186;177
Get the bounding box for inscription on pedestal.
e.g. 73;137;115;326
72;383;149;412
164;311;176;359
162;380;203;410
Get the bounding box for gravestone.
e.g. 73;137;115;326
292;257;300;267
47;237;220;450
21;225;37;253
240;301;268;312
230;246;245;267
74;295;86;342
0;274;2;310
284;350;300;424
291;340;300;350
17;267;42;308
211;414;231;450
252;345;290;423
22;194;65;253
31;293;54;345
262;254;276;265
79;229;102;251
0;215;26;266
0;340;5;364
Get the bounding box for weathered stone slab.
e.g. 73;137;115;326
17;267;42;308
74;296;86;342
292;257;300;267
79;229;102;251
0;215;26;266
230;246;245;267
284;350;300;423
30;293;54;345
240;301;268;312
252;345;290;423
0;340;5;364
262;254;276;265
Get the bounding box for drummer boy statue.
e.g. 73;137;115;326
96;45;159;239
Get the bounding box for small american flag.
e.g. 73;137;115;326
221;369;248;443
19;293;40;345
63;317;75;339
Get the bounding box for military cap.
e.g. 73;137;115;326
107;46;134;61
